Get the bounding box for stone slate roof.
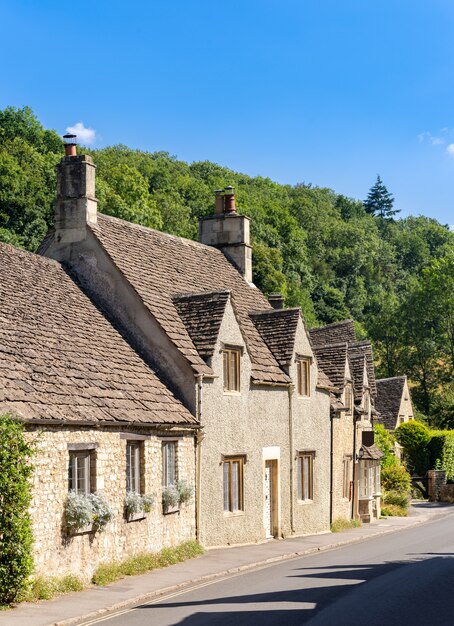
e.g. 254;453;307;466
358;444;384;460
172;291;230;362
309;320;356;347
0;243;196;426
375;376;407;429
349;341;377;398
311;342;349;390
349;352;367;400
249;308;300;367
88;215;290;385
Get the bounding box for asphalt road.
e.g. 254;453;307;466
86;512;454;626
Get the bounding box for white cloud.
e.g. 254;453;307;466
418;131;445;145
446;144;454;156
450;225;454;232
66;122;96;145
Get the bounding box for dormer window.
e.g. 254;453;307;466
222;346;241;392
297;357;311;397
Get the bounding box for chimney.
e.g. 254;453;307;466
54;133;98;244
199;187;252;283
268;293;284;309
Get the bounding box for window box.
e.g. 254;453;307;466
124;491;154;522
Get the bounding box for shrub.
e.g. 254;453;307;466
381;504;408;517
176;479;193;505
18;574;85;602
374;424;398;468
65;491;113;533
381;464;411;494
428;430;454;481
383;490;410;508
162;485;179;509
124;491;155;517
395;421;431;474
0;413;34;605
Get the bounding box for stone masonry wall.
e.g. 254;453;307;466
26;426;196;581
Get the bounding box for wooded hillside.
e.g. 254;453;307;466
1;106;453;426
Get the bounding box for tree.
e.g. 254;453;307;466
364;175;400;219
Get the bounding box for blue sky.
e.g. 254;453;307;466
1;0;454;225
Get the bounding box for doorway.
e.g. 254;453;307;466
264;460;278;538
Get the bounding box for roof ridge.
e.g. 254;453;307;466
173;289;231;301
249;307;300;317
376;375;407;383
96;213;214;251
310;319;354;331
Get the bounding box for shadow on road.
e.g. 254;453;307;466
135;554;454;625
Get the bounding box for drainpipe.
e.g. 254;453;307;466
195;375;204;543
351;415;358;520
330;412;334;525
288;383;295;534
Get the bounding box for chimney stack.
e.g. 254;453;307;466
54;133;98;244
199;187;252;283
268;294;284;310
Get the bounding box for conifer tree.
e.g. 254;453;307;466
364;175;399;218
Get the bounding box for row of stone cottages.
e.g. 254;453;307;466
0;141;414;581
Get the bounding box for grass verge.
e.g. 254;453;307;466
330;517;362;533
17;574;85;603
92;540;204;586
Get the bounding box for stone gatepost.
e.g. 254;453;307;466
427;469;447;502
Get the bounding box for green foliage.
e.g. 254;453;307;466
0;413;34;605
330;518;362;532
91;541;203;586
381;504;408;517
364;175;399;219
380;464;412;493
382;490;410;508
428;431;454;481
395;421;432;474
374;424;398;468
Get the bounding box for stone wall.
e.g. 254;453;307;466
428;469;447;502
440;484;454;502
26;425;196;581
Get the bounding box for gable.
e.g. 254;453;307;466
375;376;407;429
250;308;300;367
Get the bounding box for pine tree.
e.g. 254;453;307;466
364;175;399;219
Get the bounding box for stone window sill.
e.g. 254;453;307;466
297;499;314;505
163;505;180;515
223;510;245;517
68;523;94;535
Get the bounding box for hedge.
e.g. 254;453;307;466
428;430;454;481
0;413;34;605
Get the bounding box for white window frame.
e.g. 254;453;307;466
162;441;177;488
68;451;92;494
126;440;141;494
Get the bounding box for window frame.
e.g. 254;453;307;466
223;455;245;514
296;357;311;398
297;451;315;501
162;440;177;488
126;440;142;494
222;346;241;393
68;450;94;495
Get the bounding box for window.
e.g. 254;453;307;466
359;460;375;498
343;455;352;499
297;452;314;501
223;456;244;512
162;441;177;487
345;385;353;415
126;441;142;493
68;451;93;494
222;347;240;392
297;358;311;397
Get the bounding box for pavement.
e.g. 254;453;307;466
1;502;452;626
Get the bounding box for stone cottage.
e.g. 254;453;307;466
309;321;383;523
39;147;333;547
375;376;414;430
0;243;198;581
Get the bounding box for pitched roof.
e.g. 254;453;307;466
358;444;384;460
249;308;300;367
311;342;349;390
87;215;290;385
349;341;377;397
0;243;196;426
172;290;230;361
375;376;407;429
309;320;356;347
349;352;367;400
